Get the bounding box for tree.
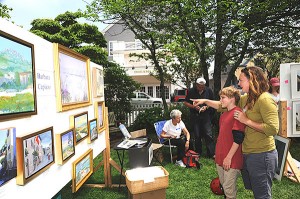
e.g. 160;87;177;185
104;63;140;121
87;0;300;99
30;11;108;66
0;3;12;19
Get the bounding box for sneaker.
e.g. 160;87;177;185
175;160;186;168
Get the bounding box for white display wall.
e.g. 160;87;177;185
280;63;300;137
0;19;106;198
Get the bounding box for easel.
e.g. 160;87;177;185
85;107;126;188
279;101;300;183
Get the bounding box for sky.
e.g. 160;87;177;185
1;0;107;31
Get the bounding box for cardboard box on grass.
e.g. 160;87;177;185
125;166;169;196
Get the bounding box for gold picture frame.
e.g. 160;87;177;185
87;118;98;143
94;101;105;132
70;111;89;145
53;43;91;112
55;128;75;165
92;67;104;98
72;149;93;193
16;127;55;185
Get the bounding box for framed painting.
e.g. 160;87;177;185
72;149;93;193
16;126;55;185
70;111;88;144
292;101;300;135
290;64;300;99
55;128;75;165
53;43;91;112
274;135;290;181
88;119;98;143
94;101;105;132
0;127;17;186
0;30;37;121
92;67;104;98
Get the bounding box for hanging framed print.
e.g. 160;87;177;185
0;127;17;186
72;149;93;193
92;67;104;98
70;111;88;144
292;101;300;135
16;127;55;185
94;101;105;132
88;118;98;143
0;30;37;121
53;43;91;112
290;64;300;99
55;128;75;165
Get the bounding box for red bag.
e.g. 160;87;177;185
182;150;201;169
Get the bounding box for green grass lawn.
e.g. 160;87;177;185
59;139;300;199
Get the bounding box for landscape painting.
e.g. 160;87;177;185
0;31;37;120
72;149;93;193
92;67;104;98
0;127;17;186
70;111;88;144
55;128;75;165
53;44;91;111
88;119;98;143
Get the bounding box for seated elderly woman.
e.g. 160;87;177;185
160;109;191;167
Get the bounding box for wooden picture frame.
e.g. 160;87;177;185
16;127;55;185
72;149;93;193
92;67;104;98
0;30;37;121
94;101;105;132
290;64;300;99
88;119;98;143
53;43;91;112
55;128;75;165
70;111;88;145
274;135;290;181
293;101;300;135
0;127;17;186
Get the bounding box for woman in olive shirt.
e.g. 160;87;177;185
192;66;279;199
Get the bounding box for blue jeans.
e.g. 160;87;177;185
241;150;278;199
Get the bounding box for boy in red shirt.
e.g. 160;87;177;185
215;86;245;198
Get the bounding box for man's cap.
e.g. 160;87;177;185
270;77;280;87
196;77;206;85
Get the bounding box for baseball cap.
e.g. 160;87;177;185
196;77;206;85
270;77;280;87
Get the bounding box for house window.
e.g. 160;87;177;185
109;41;116;56
156;86;169;99
148;86;153;97
140;86;145;93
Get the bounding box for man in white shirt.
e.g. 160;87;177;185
160;109;191;167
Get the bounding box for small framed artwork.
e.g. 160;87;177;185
70;111;88;144
0;30;37;121
94;101;105;132
290;64;300;99
92;67;104;98
53;43;91;112
274;135;290;181
72;149;93;193
0;127;17;187
16;127;55;185
292;101;300;135
55;128;75;165
88;119;98;143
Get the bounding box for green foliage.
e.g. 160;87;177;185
0;3;12;19
130;103;192;135
104;63;141;121
29;11;107;66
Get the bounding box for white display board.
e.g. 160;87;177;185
280;63;300;137
0;19;106;198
